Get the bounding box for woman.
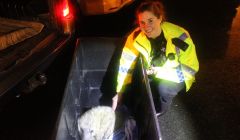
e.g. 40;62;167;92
112;1;199;116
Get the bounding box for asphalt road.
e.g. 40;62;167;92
158;1;240;140
0;0;240;140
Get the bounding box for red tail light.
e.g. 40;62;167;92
54;0;73;20
63;5;69;17
62;0;72;19
53;0;74;34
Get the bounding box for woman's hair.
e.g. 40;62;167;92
136;1;166;21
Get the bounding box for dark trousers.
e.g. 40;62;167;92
149;79;185;114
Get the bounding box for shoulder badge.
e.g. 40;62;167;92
172;38;188;51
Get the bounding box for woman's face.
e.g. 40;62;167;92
138;11;162;39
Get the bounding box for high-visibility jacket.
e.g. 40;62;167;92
116;22;199;93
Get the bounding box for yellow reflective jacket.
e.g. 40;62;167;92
116;22;199;93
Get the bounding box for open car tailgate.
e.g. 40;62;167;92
0;28;72;97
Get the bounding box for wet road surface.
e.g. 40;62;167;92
0;0;240;140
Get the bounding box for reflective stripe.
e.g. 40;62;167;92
176;66;185;82
175;32;188;81
134;41;150;66
117;47;137;92
176;33;188;55
181;64;197;76
176;47;180;56
122;52;135;61
119;66;134;74
179;32;188;40
155;67;181;83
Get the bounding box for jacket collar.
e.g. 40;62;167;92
134;22;178;57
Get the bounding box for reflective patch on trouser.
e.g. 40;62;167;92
149;79;185;114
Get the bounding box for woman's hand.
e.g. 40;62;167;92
112;94;119;111
112;92;123;111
